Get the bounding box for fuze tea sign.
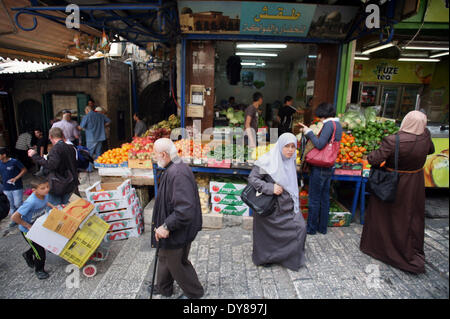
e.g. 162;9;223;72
353;59;436;84
374;62;399;81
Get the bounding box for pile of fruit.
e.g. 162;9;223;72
143;114;181;139
96;143;133;165
173;139;212;160
128;136;154;161
336;132;366;164
220;108;245;126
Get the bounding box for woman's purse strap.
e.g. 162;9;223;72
329;120;337;144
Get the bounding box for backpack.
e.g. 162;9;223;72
76;145;94;170
0;191;10;221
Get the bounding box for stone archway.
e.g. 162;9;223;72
138;80;177;127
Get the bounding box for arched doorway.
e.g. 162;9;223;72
17;99;44;133
138;80;177;127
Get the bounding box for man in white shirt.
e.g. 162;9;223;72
51;110;79;145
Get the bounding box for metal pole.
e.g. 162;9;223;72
415;94;420;110
382;93;388;118
150;241;160;299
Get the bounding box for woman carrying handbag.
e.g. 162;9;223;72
247;133;307;271
297;102;343;235
360;111;435;274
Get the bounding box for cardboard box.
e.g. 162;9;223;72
207;158;231;168
105;223;144;242
85;179;132;202
328;200;351;227
211;204;250;216
93;199;129;213
26;214;69;256
210;181;246;195
43;198;94;239
97;200;140;223
107;214;142;232
59;215;110;268
210;194;244;206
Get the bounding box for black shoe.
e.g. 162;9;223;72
35;270;50;280
307;231;316;235
261;263;273;268
22;252;34;268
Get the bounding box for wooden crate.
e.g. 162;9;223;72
128;159;153;169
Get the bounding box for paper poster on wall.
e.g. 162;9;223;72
424;138;449;188
241;71;254;87
307;5;359;39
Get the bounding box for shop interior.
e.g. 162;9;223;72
212;41;318;130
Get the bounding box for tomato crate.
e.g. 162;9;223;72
328;200;351;227
127;159;153;169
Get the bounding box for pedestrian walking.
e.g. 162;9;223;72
28;127;79;206
0;148;27;227
10;176;55;279
360;110;435;274
248;133;307;271
297;102;343;235
80;105;111;171
15;131;33;169
133;112;147;138
32;129;48;176
245;92;263;148
51;110;79;145
149;138;204;299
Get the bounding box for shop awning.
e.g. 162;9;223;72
0;57;57;74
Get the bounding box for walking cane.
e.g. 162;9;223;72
150;239;160;299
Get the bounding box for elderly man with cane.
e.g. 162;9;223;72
148;138;204;299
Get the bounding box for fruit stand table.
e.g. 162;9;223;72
153;163;367;223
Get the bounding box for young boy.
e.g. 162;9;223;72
11;176;55;280
0;147;27;227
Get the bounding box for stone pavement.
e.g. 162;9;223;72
0;212;448;299
1;171;448;299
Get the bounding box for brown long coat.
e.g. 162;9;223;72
360;130;434;274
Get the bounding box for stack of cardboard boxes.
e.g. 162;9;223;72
85;179;144;241
210;179;250;217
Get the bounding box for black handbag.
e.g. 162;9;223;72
240;183;277;217
368;134;399;202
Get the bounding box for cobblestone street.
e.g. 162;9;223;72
1;198;448;299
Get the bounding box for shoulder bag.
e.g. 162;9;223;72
305;121;340;167
240;183;277;217
368;134;399;202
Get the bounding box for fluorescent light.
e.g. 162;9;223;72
237;43;287;49
308;55;317;58
67;55;79;61
398;58;440;62
402;46;449;50
241;62;256;66
361;42;394;55
354;56;370;60
236;52;278;57
430;52;449;58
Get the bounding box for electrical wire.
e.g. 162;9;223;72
397;3;430;52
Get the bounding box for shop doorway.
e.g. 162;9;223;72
213;41;317;132
17;99;44;133
138;80;177;126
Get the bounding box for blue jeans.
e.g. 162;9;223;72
4;189;23;215
86;141;103;172
307;166;333;234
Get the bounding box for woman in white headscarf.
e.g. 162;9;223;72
360;111;435;274
247;133;307;271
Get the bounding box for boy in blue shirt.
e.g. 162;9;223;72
11;177;55;279
0;148;27;227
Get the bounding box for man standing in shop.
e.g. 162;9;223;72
80;105;111;171
245;92;263;148
149;138;204;299
51;110;79;146
277;96;304;136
